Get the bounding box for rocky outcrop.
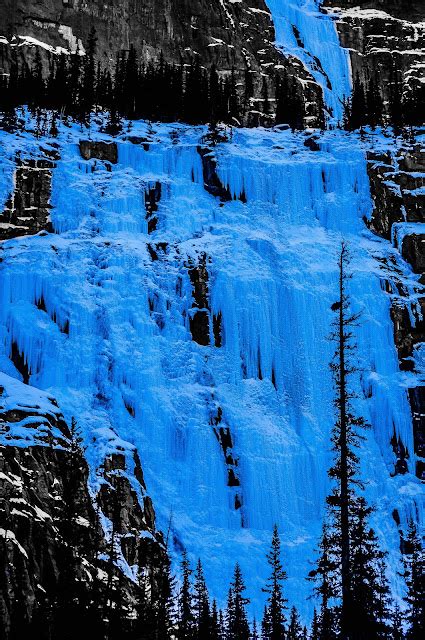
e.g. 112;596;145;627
187;251;223;348
0;373;162;635
366;142;425;480
327;1;425;109
210;404;243;514
0;0;324;125
144;181;161;234
188;252;211;347
79;139;118;163
198;146;232;202
0;157;55;240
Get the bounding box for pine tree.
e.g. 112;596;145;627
347;74;367;131
227;564;250;640
390;605;403;640
251;618;259;640
311;242;391;640
310;609;320;640
309;524;339;640
388;63;403;130
178;550;195;640
262;525;287;640
403;519;425;639
211;600;220;640
193;559;211;639
52;416;88;639
287;607;303;639
349;497;390;636
82;26;98;116
366;74;383;129
262;77;270;116
328;241;366;638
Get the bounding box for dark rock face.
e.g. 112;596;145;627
402;235;425;276
187;252;213;346
366;142;425;479
326;0;425;109
409;387;425;480
198;146;232;202
210;405;243;514
0;158;55;240
79;139;118;163
145;181;162;234
0;0;324;125
0;375;162;635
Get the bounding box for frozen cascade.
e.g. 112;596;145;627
264;0;351;122
0;122;423;619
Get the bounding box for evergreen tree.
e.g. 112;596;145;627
193;559;211;639
403;520;425;639
349;497;390;636
262;77;270;115
262;525;287;640
366;74;383;129
346;74;367;131
328;241;366;638
82;26;98;116
226;564;250;640
390;605;403;640
309;524;339;640
243;69;254;116
251;618;259;640
211;600;220;640
275;70;289;126
310;609;320;640
310;242;391;640
287;607;303;639
178;550;195;640
388;63;403;130
52;417;89;639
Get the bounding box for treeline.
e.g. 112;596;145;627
343;70;424;131
0;28;308;131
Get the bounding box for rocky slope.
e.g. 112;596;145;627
0;0;325;125
0;366;162;634
365;136;425;481
327;1;425;108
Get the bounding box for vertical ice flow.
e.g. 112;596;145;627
264;0;351;122
0;122;422;620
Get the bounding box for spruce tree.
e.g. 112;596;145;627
251;618;259;640
211;600;220;640
193;559;211;639
53;416;88;639
349;497;390;636
287;607;303;639
366;74;383;129
310;609;320;640
311;242;390;639
390;605;403;640
348;74;367;131
403;519;425;639
262;525;287;640
178;550;195;640
309;524;339;640
226;564;250;640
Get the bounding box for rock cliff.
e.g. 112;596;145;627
0;0;325;124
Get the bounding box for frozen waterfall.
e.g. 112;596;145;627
0;120;422;618
264;0;351;122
